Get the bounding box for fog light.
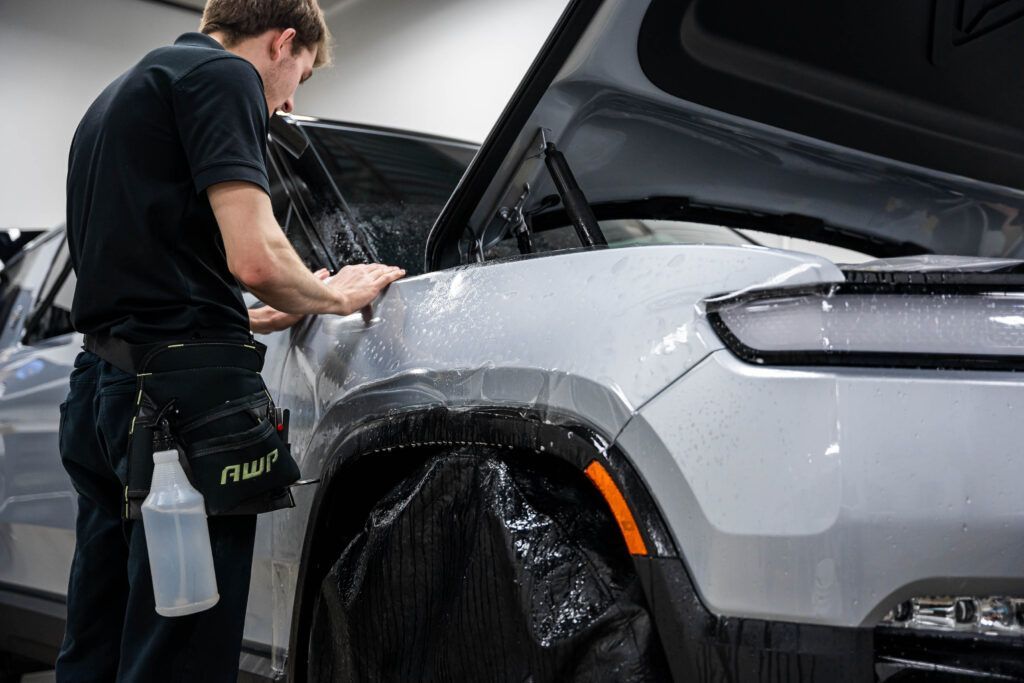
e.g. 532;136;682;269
882;596;1024;635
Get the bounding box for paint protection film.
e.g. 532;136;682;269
307;448;669;681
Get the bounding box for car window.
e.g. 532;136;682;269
300;124;476;275
268;158;324;272
0;232;63;346
24;238;76;344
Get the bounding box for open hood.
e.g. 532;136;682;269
427;0;1024;270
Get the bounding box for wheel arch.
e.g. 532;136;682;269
285;404;678;682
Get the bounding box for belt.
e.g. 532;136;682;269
83;334;159;374
83;334;265;375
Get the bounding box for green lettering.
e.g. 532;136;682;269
221;464;241;485
242;458;264;480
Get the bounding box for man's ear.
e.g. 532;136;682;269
270;28;297;61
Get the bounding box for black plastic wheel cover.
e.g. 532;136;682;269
308;448;669;681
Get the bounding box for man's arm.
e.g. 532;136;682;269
208;181;405;317
248;268;331;334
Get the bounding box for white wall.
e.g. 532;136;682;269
0;0;568;228
299;0;568;142
0;0;200;228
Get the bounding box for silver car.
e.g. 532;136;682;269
3;0;1024;680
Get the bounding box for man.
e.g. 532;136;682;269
58;1;404;680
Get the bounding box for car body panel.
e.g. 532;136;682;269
250;243;842;658
0;231;78;598
618;350;1024;628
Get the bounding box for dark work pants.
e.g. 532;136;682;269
55;351;257;683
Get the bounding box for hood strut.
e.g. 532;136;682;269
543;141;608;248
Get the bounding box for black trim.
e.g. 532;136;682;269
424;0;607;271
0;584;65;667
0;583;278;681
278;114;479;150
0;582;65;605
636;557;876;682
707;281;1024;372
875;627;1024;681
844;267;1024;286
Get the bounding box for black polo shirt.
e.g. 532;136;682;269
66;32;270;344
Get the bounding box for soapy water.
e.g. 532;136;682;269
315;201;445;275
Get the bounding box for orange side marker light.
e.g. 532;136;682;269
584;460;648;556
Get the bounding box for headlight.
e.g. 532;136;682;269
706;283;1024;371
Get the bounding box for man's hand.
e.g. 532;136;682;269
249;268;331;334
328;263;406;316
248;263;407;333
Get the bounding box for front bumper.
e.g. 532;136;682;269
638;556;1024;682
619;351;1024;628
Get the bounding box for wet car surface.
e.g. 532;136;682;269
3;0;1024;680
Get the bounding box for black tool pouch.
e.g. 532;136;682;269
123;340;299;519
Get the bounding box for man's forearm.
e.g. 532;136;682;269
241;233;350;316
210;181;404;320
210;181;349;316
248;304;299;334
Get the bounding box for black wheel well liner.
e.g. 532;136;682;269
285;404;679;682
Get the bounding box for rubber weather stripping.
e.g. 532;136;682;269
706;281;1024;372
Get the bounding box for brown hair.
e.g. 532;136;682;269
200;0;332;68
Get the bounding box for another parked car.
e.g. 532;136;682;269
4;0;1024;680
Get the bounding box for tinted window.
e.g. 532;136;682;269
302;124;476;274
267;158;324;271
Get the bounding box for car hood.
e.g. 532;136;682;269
427;0;1024;270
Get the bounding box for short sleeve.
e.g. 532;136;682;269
172;57;270;195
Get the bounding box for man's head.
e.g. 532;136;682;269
200;0;331;115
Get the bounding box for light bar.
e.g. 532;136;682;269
881;596;1024;636
706;283;1024;370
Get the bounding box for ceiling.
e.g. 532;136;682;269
152;0;357;15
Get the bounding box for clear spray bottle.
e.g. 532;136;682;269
141;425;219;617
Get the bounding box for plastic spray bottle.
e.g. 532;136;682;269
141;427;219;617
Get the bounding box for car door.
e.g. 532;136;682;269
240;118;476;660
270;116;477;440
0;231;81;598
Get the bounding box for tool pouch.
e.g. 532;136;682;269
123;340;299;519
